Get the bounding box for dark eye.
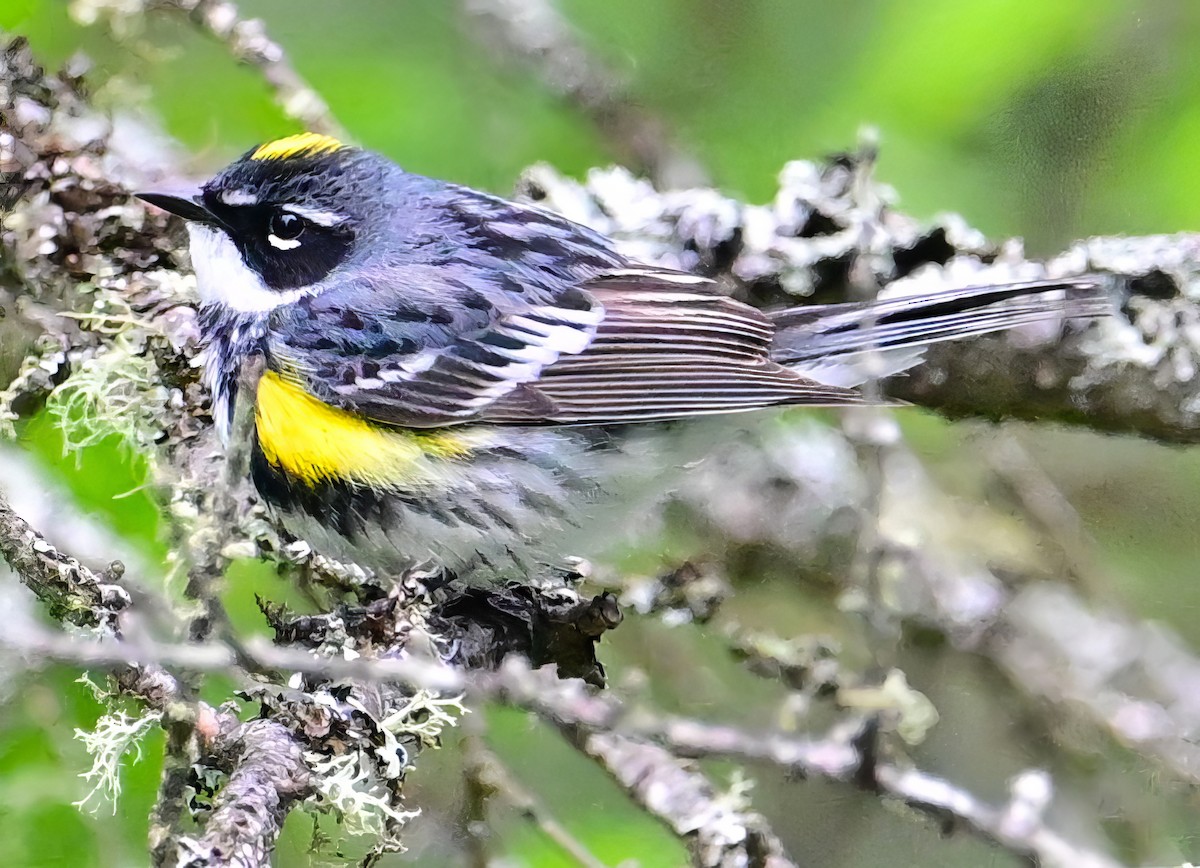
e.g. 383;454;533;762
269;211;305;243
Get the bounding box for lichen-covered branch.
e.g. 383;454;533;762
521;162;1200;444
488;664;798;868
0;490;131;630
890;235;1200;443
581;733;797;868
174;719;312;868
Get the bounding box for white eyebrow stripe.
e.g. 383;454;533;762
220;189;259;206
281;204;348;227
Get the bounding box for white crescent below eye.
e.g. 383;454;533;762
268;234;302;250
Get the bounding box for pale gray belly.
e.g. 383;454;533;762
266;418;760;584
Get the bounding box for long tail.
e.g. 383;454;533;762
768;278;1110;387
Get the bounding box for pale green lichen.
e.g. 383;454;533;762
378;690;467;750
45;338;173;458
304;750;419;843
73;707;164;814
716;768;755;815
303;691;465;849
0;336;69;440
838;668;939;746
75;673;114;703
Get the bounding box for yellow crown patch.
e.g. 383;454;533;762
251;132;344;162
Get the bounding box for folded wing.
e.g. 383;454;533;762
272;268;1104;430
481;272;864;424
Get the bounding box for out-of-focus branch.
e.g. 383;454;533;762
146;0;344;138
485;662;1120;868
462;0;707;188
840;137;906;663
994;584;1200;784
981;430;1118;599
680;419;1200;791
4;617;465;694
874;766;1118;868
461;734;608;868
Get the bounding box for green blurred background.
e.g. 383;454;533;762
5;1;1200;865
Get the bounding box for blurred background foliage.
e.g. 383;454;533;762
4;1;1200;866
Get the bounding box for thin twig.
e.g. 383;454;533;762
485;662;1121;868
463;733;609;868
150;0;345;138
4;620;464;694
841;133;905;666
459;731;493;868
982;429;1118;601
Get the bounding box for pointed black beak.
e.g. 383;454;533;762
137;188;221;226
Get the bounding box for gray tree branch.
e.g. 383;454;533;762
175;719;313;868
0;23;1184;868
484;662;1120;868
0;490;131;630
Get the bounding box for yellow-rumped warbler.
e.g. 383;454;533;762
140;132;1109;579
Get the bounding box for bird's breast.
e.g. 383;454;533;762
245;369;686;579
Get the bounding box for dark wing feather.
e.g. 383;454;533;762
269;279;606;428
483;274;864;424
766;277;1109;387
769;278;1107;362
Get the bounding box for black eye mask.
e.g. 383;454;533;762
201;196;355;291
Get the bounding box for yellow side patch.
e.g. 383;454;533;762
254;370;474;488
251;132;344;162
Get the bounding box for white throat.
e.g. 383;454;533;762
186;223;316;313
